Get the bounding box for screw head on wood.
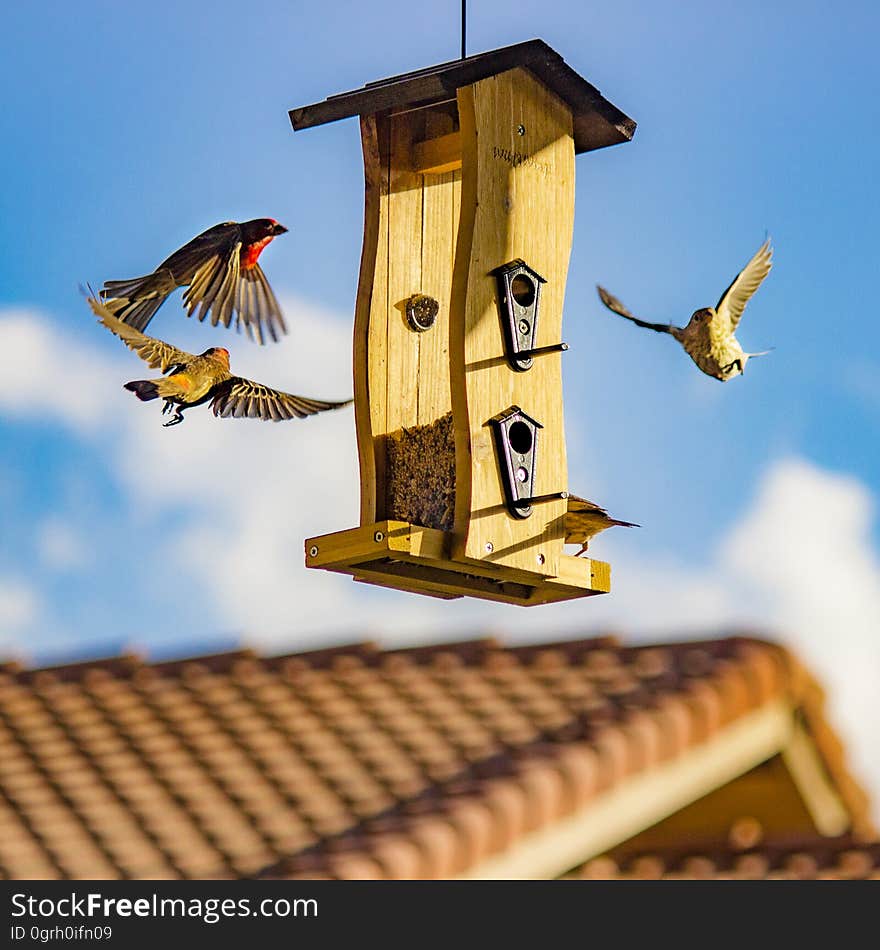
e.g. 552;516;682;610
308;546;319;558
405;294;439;332
536;553;545;566
484;542;494;554
516;124;526;136
374;531;385;543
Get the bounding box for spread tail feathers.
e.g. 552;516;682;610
124;380;160;402
101;268;176;331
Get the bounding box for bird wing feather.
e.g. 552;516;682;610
235;264;287;344
210;377;352;422
596;286;677;334
565;495;639;533
182;244;241;329
715;239;773;332
180;246;286;345
87;296;195;372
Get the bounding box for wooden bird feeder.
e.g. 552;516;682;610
291;39;635;605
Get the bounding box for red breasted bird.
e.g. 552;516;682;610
86;296;351;427
597;239;773;381
100;219;289;344
564;496;638;556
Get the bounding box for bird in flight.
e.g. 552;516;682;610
100;219;289;345
564;495;638;556
86;295;351;427
597;239;773;381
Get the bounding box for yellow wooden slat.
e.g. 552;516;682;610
354;116;388;523
451;68;576;577
386;115;423;438
417;111;455;426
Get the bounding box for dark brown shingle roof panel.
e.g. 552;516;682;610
289;40;636;155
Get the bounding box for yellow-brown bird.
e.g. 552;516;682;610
597;239;773;381
86;296;351;427
564;495;638;556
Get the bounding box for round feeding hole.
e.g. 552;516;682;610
510;274;536;308
508;421;533;455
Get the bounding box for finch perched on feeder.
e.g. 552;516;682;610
597;239;773;381
86;296;351;427
564;496;638;556
100;219;289;344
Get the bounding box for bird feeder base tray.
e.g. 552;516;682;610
305;521;610;606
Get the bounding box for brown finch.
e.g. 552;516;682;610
100;219;289;344
597;239;773;381
565;495;638;556
86;296;351;427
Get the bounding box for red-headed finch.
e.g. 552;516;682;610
597;239;773;381
86;295;351;427
100;219;289;344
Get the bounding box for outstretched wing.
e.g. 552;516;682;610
86;295;195;372
182;247;287;346
596;286;677;334
715;239;773;333
210;377;352;422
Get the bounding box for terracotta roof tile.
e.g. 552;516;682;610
569;836;880;880
0;635;872;879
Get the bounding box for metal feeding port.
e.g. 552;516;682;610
405;293;439;332
489;406;543;518
493;259;548;371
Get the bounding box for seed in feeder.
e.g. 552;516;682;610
385;411;455;531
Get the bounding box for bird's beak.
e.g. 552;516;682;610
272;223;289;235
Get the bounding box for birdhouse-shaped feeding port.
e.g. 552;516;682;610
291;40;636;605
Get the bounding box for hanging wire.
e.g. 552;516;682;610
461;0;467;59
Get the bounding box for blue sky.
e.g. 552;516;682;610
1;2;879;796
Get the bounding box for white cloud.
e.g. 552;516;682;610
0;310;121;432
0;577;38;644
720;458;880;803
37;518;88;571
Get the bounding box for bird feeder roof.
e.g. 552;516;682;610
289;39;636;154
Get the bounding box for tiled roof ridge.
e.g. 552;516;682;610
1;631;787;682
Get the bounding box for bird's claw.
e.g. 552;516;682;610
160;401;184;426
